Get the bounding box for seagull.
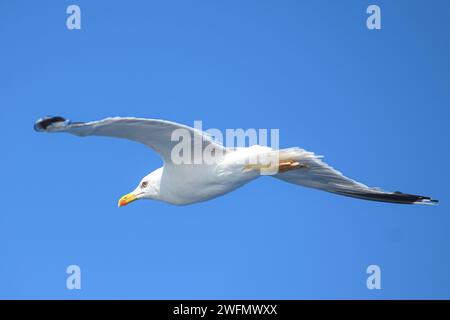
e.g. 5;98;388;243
34;116;438;206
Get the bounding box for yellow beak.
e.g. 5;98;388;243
118;193;137;207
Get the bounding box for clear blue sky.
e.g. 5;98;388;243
1;0;449;299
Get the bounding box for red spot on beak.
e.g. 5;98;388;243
118;193;137;207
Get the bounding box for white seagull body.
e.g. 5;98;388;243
34;116;438;206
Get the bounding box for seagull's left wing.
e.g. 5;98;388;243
34;116;225;164
274;148;438;205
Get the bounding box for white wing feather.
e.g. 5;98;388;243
34;116;224;164
275;148;437;205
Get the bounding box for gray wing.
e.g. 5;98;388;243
34;116;225;164
275;148;438;205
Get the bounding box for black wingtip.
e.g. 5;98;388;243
392;191;439;205
338;190;439;205
34;116;67;132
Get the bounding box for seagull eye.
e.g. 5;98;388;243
141;181;148;188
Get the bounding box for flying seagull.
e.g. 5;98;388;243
34;116;438;206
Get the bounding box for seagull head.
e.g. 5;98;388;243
118;168;162;207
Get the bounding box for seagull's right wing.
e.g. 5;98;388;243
34;116;225;164
274;148;438;205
